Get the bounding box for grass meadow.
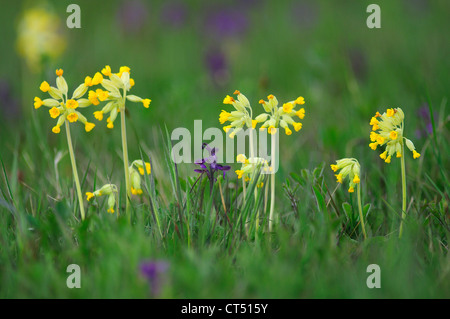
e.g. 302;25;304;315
0;0;449;298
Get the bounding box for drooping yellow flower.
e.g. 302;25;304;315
330;158;361;193
85;122;95;132
85;184;118;213
142;99;151;108
94;111;104;121
56;69;63;77
34;97;43;109
101;65;112;76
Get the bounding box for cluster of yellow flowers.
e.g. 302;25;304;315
34;66;152;216
35;69;95;134
330;158;361;193
220;91;306;137
369;107;420;162
89;65;151;129
256;95;305;135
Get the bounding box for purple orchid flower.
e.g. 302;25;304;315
194;143;230;191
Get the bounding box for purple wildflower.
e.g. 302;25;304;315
139;260;169;298
415;104;436;139
117;0;148;34
203;6;248;39
195;143;231;191
204;47;229;87
160;2;187;28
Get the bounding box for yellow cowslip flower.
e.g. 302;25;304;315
101;65;112;77
34;68;96;133
128;160;151;195
257;94;306;135
16;6;66;72
66;112;78;123
40;81;50;92
369;107;421;162
235;154;271;187
330;158;360;193
219;90;255;138
66;99;79;109
86;184;118;214
89;65;151;129
34;97;43;109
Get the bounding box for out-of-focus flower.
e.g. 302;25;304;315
117;0;148;33
195;143;231;191
204;47;229;87
369;107;420;162
16;5;66;72
139;260;170;298
86;184;118;214
203;6;248;39
160;2;187;28
415;104;436;139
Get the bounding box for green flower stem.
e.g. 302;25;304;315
121;89;132;220
399;141;407;238
357;182;367;240
65;121;85;221
249;128;260;234
269;132;276;232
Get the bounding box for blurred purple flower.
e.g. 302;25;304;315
117;0;148;33
195;143;231;192
140;260;169;298
205;47;229;86
415;104;436;139
204;6;248;38
160;2;187;28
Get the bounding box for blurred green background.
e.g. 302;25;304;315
0;0;448;298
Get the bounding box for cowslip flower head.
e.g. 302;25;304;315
90;65;151;129
256;94;306;135
34;68;95;134
235;154;271;188
220;90;255;138
128;159;151;196
330;158;361;193
369;107;420;162
86;184;118;214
